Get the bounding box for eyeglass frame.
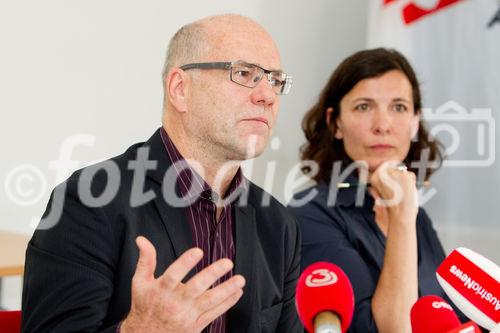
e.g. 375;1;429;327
179;60;293;95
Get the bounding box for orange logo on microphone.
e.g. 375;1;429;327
305;269;338;287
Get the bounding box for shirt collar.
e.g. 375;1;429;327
159;127;246;205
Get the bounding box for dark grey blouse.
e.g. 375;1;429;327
289;180;465;332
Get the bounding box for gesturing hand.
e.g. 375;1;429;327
120;236;245;333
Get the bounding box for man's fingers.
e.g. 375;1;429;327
195;289;244;330
158;247;204;290
194;274;245;312
183;258;234;299
134;236;157;281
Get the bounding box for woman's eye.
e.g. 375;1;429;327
355;103;369;111
394;104;408;112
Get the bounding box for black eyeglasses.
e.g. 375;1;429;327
179;60;293;95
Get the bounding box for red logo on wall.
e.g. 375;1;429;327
384;0;464;25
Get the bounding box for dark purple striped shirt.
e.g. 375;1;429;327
160;128;244;333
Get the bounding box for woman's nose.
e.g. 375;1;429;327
372;110;392;134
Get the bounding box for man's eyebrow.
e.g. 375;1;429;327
247;61;283;73
267;66;284;73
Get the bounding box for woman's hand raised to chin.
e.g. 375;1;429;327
369;161;419;228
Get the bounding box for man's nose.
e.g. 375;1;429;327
250;74;276;106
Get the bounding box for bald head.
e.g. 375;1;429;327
162;14;279;85
162;19;207;80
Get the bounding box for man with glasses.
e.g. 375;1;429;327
22;14;301;333
179;60;292;95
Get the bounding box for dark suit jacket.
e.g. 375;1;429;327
22;129;301;333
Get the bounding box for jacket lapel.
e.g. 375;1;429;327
228;203;257;332
144;128;196;280
152;193;194;276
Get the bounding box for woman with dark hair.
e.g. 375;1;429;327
289;48;456;332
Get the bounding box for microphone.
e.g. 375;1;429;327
411;295;481;333
295;262;354;333
446;322;482;333
411;295;461;333
436;247;500;330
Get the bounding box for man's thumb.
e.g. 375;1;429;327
134;236;157;280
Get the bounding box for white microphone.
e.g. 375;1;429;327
436;247;500;330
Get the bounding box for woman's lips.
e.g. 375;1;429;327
369;144;394;151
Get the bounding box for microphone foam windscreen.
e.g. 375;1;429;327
410;295;461;333
295;262;354;333
436;247;500;330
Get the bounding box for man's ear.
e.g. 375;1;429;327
411;113;420;139
326;107;343;140
166;68;189;113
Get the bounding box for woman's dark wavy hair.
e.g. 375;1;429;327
301;48;443;183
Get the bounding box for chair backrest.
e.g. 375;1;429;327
0;311;21;333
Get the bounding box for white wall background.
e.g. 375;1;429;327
1;0;497;310
0;0;369;309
